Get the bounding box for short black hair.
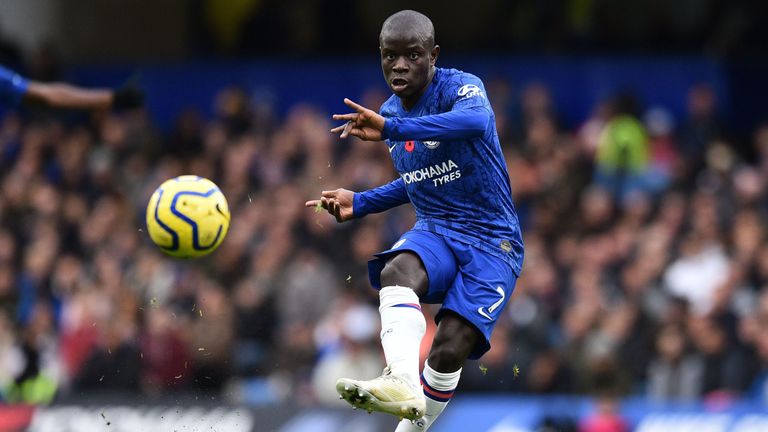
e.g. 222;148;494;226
380;10;435;48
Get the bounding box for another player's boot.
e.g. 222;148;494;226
336;366;426;421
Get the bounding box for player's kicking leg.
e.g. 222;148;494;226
335;362;425;420
336;252;428;420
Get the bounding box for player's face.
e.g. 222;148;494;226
380;33;439;106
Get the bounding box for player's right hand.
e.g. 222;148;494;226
305;189;355;223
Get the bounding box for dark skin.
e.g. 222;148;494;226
305;21;481;374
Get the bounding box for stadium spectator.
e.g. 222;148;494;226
311;302;383;406
593;95;652;201
646;323;704;402
139;305;190;393
678;83;725;175
578;397;629;432
746;291;768;404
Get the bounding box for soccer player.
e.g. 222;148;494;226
305;10;523;431
0;64;143;110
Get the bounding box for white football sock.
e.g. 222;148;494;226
395;362;462;431
378;285;426;386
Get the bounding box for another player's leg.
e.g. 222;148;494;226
395;312;478;431
336;252;429;420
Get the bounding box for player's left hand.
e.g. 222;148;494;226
331;98;385;141
305;188;355;223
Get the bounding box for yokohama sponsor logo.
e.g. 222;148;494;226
401;159;461;186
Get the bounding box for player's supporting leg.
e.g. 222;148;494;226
395;312;478;431
336;252;429;420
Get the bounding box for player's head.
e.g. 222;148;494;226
379;10;440;106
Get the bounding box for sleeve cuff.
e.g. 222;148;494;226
382;118;394;140
352;192;366;218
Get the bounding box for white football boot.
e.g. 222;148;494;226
336;367;426;421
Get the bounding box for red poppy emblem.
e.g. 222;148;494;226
405;140;415;152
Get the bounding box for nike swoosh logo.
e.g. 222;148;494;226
388;143;396;153
478;307;493;321
478;286;506;321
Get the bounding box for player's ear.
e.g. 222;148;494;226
430;45;440;65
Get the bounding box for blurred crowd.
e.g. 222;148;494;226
1;69;768;412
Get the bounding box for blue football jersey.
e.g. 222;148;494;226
353;67;523;275
0;65;28;106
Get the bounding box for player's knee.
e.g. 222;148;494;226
427;342;465;373
428;331;465;371
428;314;479;372
380;262;407;285
380;253;428;296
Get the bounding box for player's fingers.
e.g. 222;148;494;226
348;129;366;140
340;123;354;139
343;121;354;134
327;199;338;217
330;124;347;134
343;98;365;113
321;190;337;198
332;113;358;121
305;199;321;207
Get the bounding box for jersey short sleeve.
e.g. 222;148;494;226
0;65;29;106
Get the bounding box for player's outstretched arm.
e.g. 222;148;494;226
25;82;113;109
331;95;490;143
305;179;410;222
384;77;493;142
305;188;355;223
331;98;385;141
354;178;409;215
383;106;490;141
23;74;144;110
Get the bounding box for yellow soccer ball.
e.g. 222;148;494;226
145;175;230;258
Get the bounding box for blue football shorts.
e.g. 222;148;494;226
368;229;518;360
